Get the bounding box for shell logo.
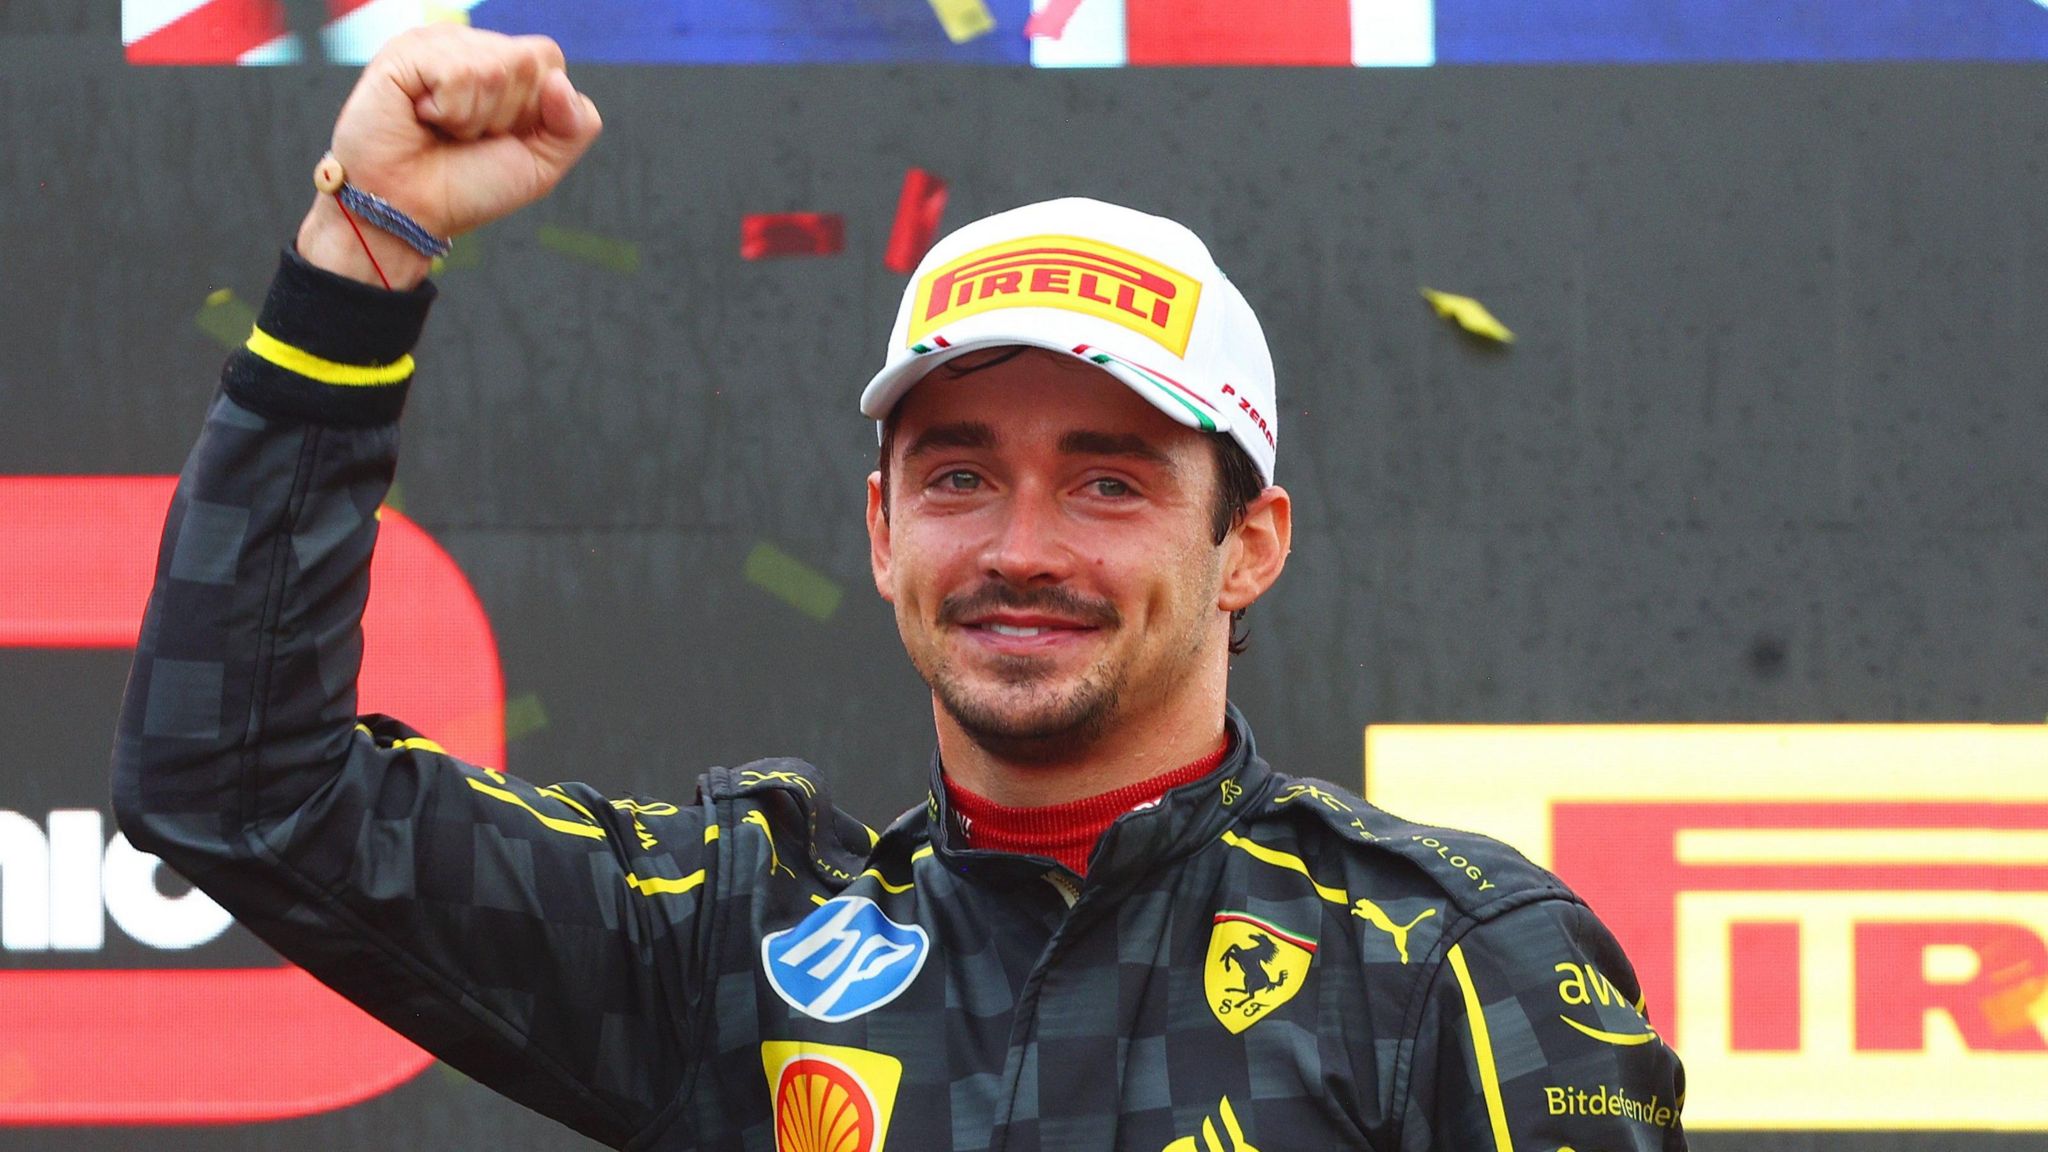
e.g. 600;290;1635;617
761;1041;903;1152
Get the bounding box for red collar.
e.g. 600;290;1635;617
942;736;1233;877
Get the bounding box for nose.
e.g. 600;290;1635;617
981;483;1073;587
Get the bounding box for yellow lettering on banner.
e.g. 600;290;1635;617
927;0;994;43
1673;889;2048;1127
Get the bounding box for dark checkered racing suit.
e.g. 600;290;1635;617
114;249;1687;1151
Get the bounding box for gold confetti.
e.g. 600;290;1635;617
536;224;640;274
430;234;483;276
929;0;996;44
194;288;256;349
1421;287;1514;344
504;694;549;742
745;542;843;622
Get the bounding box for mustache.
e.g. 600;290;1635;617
938;583;1121;629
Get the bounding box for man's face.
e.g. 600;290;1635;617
866;348;1233;763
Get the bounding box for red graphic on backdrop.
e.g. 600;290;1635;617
125;1;381;66
1125;0;1351;66
1553;801;2048;1054
0;475;504;1125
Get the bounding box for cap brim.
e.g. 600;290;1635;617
858;335;1217;438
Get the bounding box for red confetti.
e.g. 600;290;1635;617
740;213;845;260
883;169;950;275
1024;0;1087;39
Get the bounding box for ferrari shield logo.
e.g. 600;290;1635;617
1205;911;1317;1034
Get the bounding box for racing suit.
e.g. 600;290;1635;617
113;249;1688;1152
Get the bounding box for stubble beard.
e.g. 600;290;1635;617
908;581;1131;763
923;647;1130;765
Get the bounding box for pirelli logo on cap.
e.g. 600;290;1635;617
1364;724;2048;1132
908;235;1203;356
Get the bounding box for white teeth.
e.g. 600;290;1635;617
987;624;1047;637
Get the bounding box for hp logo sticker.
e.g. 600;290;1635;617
762;896;930;1023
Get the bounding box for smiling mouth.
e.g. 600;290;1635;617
939;585;1121;640
957;618;1103;650
982;623;1076;638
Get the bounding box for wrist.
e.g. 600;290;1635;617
295;194;434;291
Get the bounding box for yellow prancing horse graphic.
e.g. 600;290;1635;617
1205;912;1317;1035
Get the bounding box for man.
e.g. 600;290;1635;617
113;25;1686;1152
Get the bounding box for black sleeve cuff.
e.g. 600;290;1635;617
221;245;439;427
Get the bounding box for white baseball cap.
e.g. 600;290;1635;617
859;197;1279;485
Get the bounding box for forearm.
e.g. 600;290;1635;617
107;255;683;1144
113;247;433;855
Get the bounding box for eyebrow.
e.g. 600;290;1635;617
1058;430;1178;472
900;421;996;463
899;422;1179;473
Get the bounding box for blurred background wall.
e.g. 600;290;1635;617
3;1;2046;1148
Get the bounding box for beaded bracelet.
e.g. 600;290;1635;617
313;153;454;288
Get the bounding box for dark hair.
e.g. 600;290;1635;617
876;415;1266;654
1208;435;1265;655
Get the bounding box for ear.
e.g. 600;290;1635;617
866;470;895;602
1217;485;1291;612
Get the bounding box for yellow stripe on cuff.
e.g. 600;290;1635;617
245;326;415;387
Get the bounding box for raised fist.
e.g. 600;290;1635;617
298;24;602;285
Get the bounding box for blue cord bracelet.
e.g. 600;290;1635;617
334;182;453;259
314;152;453;260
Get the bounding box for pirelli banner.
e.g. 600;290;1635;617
1365;726;2048;1133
